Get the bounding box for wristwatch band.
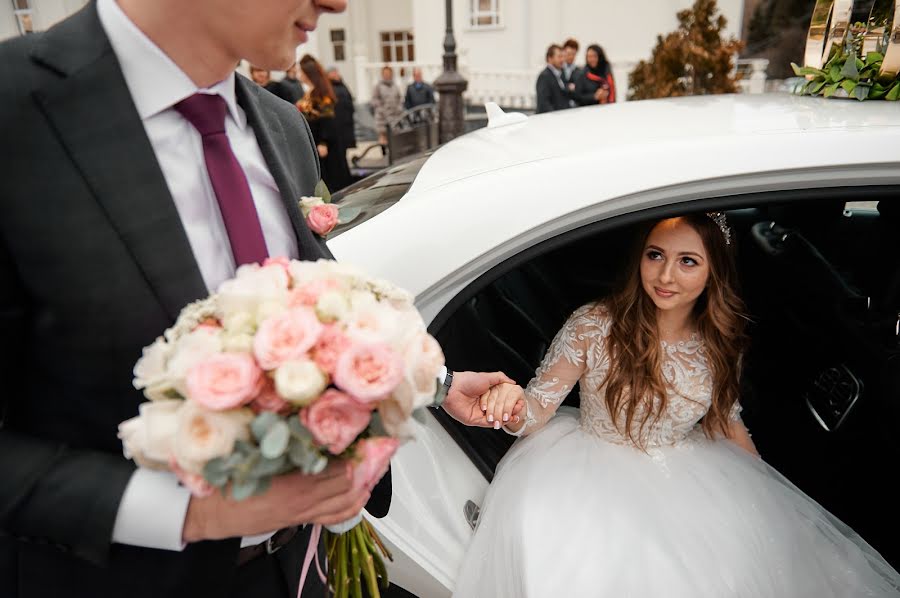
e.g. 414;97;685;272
433;370;452;408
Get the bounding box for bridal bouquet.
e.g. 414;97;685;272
118;257;444;597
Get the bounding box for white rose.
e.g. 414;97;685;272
222;332;255;353
348;289;378;312
344;303;406;347
133;338;176;401
118;400;183;469
299;196;325;217
223;311;256;335
378;396;417;440
218;264;289;319
166;327;223;396
315;290;351;323
172;403;253;474
275;360;328;406
256;299;288;323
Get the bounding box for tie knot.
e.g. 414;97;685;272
174;93;227;136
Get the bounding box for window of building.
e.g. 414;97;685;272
330;29;346;62
380;31;414;63
12;0;34;35
470;0;500;28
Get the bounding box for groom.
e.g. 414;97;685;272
0;1;513;597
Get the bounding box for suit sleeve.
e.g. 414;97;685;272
535;73;553;114
0;237;134;566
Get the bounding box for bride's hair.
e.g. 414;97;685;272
603;213;749;448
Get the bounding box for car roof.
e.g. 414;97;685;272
330;94;900;317
408;93;900;196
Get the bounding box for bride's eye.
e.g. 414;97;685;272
646;250;663;260
680;257;698;266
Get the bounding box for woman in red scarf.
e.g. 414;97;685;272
574;44;616;106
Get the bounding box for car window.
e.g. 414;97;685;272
326;152;432;238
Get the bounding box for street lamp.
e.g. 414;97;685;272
433;0;468;143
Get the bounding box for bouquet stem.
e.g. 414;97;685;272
324;521;392;597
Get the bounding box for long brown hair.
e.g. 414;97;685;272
604;213;748;448
299;54;336;105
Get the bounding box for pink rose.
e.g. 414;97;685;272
306;204;339;236
186;352;263;410
169;457;215;498
288;279;341;308
313;325;352;374
263;256;292;278
353;437;399;492
333;342;404;403
300;389;372;455
253;307;324;370
250;379;291;415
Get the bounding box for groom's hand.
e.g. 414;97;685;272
442;370;523;427
182;460;370;543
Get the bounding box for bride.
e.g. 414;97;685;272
449;213;900;597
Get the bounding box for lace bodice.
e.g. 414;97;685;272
511;302;741;448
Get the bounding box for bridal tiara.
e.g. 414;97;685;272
706;212;732;246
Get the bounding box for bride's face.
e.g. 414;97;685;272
640;218;711;314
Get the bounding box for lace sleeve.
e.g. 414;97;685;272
729;400;743;423
505;304;605;437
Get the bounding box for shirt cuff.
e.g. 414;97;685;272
111;469;191;551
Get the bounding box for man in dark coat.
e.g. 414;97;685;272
403;67;436;110
327;66;357;149
269;62;305;105
535;43;572;114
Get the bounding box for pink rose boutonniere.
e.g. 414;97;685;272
298;180;361;239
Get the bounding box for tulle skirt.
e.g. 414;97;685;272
452;408;900;598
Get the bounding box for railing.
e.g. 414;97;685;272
352;57;769;112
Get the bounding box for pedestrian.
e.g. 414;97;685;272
404;67;436;109
535;43;572;114
269;61;304;105
574;44;616;105
327;66;357;149
370;65;403;147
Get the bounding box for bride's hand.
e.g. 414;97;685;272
481;383;525;430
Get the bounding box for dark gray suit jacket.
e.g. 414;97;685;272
535;66;572;114
0;4;387;597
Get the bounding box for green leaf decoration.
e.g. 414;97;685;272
866;52;884;65
288;438;313;468
853;83;871;101
288;416;314;442
337;206;362;225
841;56;859;82
314;179;333;204
886;82;900;101
790;62;802;76
251;411;280;443
809;80;826;95
840;79;857;93
231;477;259;501
823;82;841;97
261;420;291;459
869;84;888;100
829;63;843;82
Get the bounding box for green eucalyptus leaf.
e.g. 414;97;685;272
231;477;259;501
203;458;232;487
250;453;288;478
251;412;281;443
288;416;314;443
234;439;256;455
261;420;291;459
841;56;859;81
337;206;362;225
314;179;333;204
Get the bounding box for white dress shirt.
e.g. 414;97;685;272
98;0;298;551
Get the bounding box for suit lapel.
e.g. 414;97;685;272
235;77;326;258
30;4;208;321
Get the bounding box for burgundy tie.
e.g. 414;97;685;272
175;93;269;266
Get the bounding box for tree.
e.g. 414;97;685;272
628;0;744;100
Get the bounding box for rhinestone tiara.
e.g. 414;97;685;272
707;212;732;245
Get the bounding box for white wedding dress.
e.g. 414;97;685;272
452;303;900;598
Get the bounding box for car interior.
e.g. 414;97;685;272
430;193;900;567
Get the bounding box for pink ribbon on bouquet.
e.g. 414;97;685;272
297;523;327;598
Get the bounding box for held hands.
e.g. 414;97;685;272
480;383;526;431
182;460;370;543
441;371;525;429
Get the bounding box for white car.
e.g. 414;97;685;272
328;94;900;597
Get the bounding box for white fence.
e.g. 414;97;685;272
353;57;769;110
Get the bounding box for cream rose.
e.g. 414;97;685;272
315;290;351;323
133;337;175;401
118;400;183;469
217;263;290;319
253;307;324;370
298;196;325;218
274;360;329;406
172;403;253;474
166;327;223;396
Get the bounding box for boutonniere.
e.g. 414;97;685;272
299;180;360;238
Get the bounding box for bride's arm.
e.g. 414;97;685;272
724;403;760;457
